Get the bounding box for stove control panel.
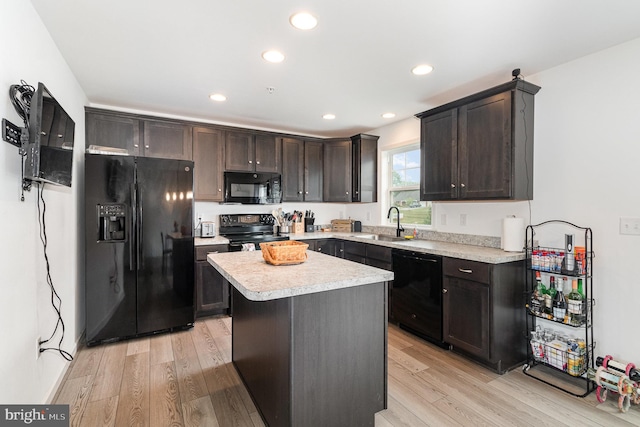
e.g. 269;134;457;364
219;214;275;226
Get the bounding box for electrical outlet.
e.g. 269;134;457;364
36;336;41;359
440;214;447;226
620;217;640;235
460;214;467;226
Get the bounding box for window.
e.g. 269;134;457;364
388;145;432;226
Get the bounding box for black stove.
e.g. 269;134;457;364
219;214;289;251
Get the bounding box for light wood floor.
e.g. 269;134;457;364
53;316;640;426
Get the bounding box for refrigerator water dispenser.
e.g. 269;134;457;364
97;204;127;242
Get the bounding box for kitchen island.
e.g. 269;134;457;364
208;250;394;427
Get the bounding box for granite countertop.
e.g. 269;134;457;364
195;236;229;246
291;232;525;264
196;231;524;264
207;250;394;301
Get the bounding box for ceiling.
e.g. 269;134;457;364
30;0;640;138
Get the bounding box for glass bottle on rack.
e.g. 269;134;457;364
545;278;557;316
531;271;547;315
553;282;567;322
567;279;584;325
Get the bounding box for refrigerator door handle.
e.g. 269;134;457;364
137;183;143;271
130;183;136;271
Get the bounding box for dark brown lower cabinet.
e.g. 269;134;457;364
232;282;387;427
195;245;229;317
442;257;525;373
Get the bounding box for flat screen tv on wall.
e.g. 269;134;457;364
24;82;75;187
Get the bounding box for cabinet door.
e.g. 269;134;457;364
304;140;323;202
282;138;304;201
225;131;255;171
195;261;230;316
315;239;336;256
420;109;457;201
458;91;512;199
351;134;378;203
443;276;490;359
255;134;280;173
86;112;141;156
143;120;192;160
193;127;225;201
323;139;352;202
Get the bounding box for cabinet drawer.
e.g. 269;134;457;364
443;258;490;284
343;241;366;257
196;245;228;261
366;244;392;263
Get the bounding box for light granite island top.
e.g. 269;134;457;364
207;249;392;427
207;249;394;301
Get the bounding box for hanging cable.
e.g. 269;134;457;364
36;182;73;361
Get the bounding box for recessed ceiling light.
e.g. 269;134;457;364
382;112;396;119
411;64;434;75
290;12;318;30
322;113;336;120
209;93;227;102
262;50;285;63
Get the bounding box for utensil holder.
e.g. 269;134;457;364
293;222;304;234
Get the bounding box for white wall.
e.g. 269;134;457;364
0;0;87;403
350;37;640;360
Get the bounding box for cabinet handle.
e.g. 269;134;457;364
249;160;253;164
346;192;349;195
411;314;417;319
134;144;139;148
298;191;303;195
256;161;260;165
458;268;473;274
442;289;448;293
461;183;466;188
451;183;456;188
207;251;220;254
318;248;322;251
305;191;309;195
145;145;150;149
218;188;221;192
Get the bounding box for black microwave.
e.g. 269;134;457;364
224;171;282;204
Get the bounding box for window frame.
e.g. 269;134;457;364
385;143;433;228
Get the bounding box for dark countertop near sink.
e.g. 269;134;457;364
294;232;525;264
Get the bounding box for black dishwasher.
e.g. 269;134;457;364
392;249;443;345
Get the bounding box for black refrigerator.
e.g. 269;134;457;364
84;154;194;346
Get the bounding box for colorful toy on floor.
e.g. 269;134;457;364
587;355;640;412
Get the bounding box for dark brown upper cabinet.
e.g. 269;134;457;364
282;138;323;202
351;134;379;203
86;110;141;156
416;79;540;201
225;131;281;173
85;108;192;160
193;126;225;201
143;120;192;160
323;139;352;202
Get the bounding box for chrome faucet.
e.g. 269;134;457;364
387;207;404;237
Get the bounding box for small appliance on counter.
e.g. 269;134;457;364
201;221;216;237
